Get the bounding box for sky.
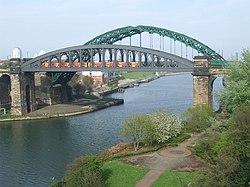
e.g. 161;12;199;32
0;0;249;60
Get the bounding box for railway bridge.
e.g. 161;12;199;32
0;25;226;115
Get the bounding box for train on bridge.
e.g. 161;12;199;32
42;61;139;69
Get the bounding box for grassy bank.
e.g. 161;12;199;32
102;162;198;187
152;171;199;187
0;111;20;119
119;72;156;80
102;161;149;187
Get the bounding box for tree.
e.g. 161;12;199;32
194;104;250;187
149;110;182;143
121;114;155;151
67;74;86;98
73;83;85;98
182;104;214;132
82;76;94;95
121;111;183;151
193;49;250;186
63;156;104;187
218;49;250;113
67;74;79;88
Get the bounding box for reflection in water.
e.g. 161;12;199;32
0;74;222;186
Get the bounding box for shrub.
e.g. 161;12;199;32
229;103;250;158
64;156;104;187
149;110;182;143
194;104;250;186
121;111;183;151
194;131;220;163
218;49;250;113
183;104;214;132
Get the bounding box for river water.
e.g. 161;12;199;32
0;74;222;187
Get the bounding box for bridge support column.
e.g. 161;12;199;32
10;69;36;116
193;56;212;105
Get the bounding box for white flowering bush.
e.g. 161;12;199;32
121;111;183;150
149;110;182;143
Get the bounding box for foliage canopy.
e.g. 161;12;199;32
218;49;250;112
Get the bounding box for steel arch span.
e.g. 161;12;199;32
23;25;226;85
85;25;226;66
21;44;194;73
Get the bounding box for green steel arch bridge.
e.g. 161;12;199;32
21;25;226;85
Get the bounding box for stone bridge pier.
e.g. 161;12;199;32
193;56;224;106
10;68;36;116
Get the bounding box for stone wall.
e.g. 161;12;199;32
0;73;11;109
10;73;22;115
35;73;52;105
10;71;36;116
193;56;213;105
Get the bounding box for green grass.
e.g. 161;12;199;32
120;72;156;79
102;160;149;187
75;94;99;100
0;111;20;119
152;171;198;187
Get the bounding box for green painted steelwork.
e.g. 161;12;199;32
51;73;62;85
51;25;226;85
85;25;226;66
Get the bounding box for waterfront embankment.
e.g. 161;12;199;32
0;98;124;122
97;72;191;97
0;72;190;122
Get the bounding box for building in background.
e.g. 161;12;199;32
12;47;22;59
80;71;117;86
34;51;47;57
81;71;106;85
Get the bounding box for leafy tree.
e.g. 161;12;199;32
193;49;250;186
149;110;182;143
121;111;183;151
82;76;94;95
121;114;155;151
63;156;104;187
67;74;79;88
183;104;214;132
73;83;85;97
218;49;250;113
67;74;86;97
229;103;250;159
194;104;250;187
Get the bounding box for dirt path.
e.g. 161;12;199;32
120;133;203;187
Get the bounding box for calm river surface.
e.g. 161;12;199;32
0;74;222;187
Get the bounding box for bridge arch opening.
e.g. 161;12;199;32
0;74;11;110
116;49;123;62
61;53;69;68
25;85;31;113
93;50;100;62
211;77;224;111
135;52;140;63
51;56;59;69
141;53;146;66
104;49;111;62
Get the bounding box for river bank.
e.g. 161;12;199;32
97;72;191;96
0;98;124;122
0;72;190;122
